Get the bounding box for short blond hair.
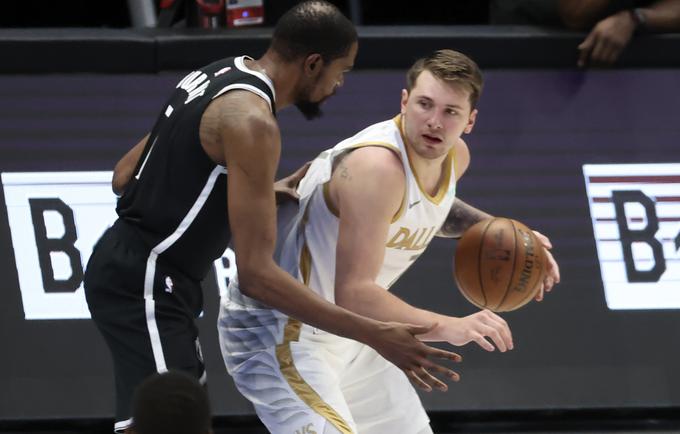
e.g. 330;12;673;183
406;49;483;109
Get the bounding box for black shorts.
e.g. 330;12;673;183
84;219;205;433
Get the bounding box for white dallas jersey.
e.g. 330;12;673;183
286;114;457;301
222;115;457;363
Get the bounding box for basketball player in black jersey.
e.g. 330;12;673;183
83;1;461;432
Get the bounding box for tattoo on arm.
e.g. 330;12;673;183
437;199;493;238
339;164;352;181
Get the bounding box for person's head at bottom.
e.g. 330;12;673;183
125;371;211;434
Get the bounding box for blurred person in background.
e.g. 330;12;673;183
558;0;680;67
489;0;563;26
490;0;680;67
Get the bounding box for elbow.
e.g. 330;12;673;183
236;261;272;300
111;165;129;196
237;266;262;298
334;286;361;311
111;174;124;196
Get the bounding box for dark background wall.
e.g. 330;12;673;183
2;25;680;74
0;0;489;28
1;63;679;420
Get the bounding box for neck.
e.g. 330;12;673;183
251;50;299;110
405;141;450;196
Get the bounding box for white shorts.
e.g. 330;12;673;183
218;297;430;434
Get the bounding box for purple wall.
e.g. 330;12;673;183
1;69;679;418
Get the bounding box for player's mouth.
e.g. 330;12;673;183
422;134;443;145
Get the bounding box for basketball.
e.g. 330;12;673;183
454;218;547;312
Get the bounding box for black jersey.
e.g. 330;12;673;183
116;56;276;280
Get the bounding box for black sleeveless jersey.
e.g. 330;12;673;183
116;56;276;280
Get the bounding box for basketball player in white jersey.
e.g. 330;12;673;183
218;49;560;434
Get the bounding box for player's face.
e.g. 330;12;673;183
295;41;357;120
400;70;477;160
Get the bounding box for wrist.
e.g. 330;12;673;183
425;314;452;340
353;315;385;345
628;8;647;32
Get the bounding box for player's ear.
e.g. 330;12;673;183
304;53;324;78
464;109;478;134
400;89;409;114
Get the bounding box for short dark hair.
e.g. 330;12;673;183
407;49;484;109
131;371;210;434
271;1;357;63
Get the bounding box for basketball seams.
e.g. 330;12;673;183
512;231;547;310
476;218;494;308
456;217;543;312
494;218;518;312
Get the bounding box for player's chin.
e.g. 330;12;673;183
417;143;447;160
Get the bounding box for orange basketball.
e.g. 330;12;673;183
454;218;547;312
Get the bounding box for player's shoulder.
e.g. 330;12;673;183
349;145;403;172
455;137;469;155
209;90;279;138
342;145;405;187
213;87;272;114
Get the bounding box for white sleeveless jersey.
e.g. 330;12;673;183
220;115;457;369
289;114;457;300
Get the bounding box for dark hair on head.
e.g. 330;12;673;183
271;0;357;63
406;49;484;109
131;371;210;434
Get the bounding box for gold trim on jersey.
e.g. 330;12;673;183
274;328;353;434
394;114;455;205
321;141;406;223
274;242;354;434
300;242;312;285
323;182;340;217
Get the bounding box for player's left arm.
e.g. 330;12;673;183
437;199;493;239
437;138;493;238
437;138;491;239
438;138;561;299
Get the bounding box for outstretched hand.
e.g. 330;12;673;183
274;161;312;204
532;230;561;301
367;322;462;392
437;310;513;352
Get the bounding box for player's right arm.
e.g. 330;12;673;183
331;147;513;366
112;133;150;195
209;91;460;390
